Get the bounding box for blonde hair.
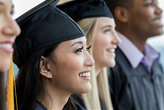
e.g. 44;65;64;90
77;18;113;110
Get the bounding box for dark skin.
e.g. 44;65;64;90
113;0;163;52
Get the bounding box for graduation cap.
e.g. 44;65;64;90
57;0;113;22
13;0;85;68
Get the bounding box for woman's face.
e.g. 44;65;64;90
49;37;94;94
0;0;20;72
92;17;121;71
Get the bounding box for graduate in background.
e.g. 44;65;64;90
58;0;121;109
105;0;164;110
0;0;20;109
13;0;94;110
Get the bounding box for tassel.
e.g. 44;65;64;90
7;56;14;110
58;0;70;4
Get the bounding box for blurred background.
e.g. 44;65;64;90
12;0;164;75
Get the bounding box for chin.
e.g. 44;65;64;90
79;84;91;94
151;28;164;36
106;60;116;67
0;65;10;73
0;61;11;72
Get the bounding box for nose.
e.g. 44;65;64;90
2;16;21;38
112;31;121;45
155;3;163;15
84;51;95;67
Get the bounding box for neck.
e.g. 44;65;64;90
117;26;147;53
37;81;70;110
95;64;101;77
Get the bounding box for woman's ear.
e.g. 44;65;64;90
114;6;129;23
40;56;52;79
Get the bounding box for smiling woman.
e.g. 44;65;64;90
0;0;20;110
13;0;94;110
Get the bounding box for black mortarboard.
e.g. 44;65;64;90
13;0;85;68
57;0;113;22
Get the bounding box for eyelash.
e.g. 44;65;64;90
75;47;84;53
86;45;92;51
75;45;92;53
11;11;14;15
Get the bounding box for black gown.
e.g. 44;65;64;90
32;95;86;110
70;94;106;110
108;47;164;110
33;101;47;110
63;94;87;110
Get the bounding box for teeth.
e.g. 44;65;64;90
108;49;115;52
154;19;162;25
79;72;90;77
0;44;12;49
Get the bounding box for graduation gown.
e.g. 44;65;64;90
108;47;164;110
67;94;87;110
33;101;47;110
70;94;106;110
32;95;86;110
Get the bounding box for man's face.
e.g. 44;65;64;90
127;0;163;37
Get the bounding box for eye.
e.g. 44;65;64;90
10;10;14;15
86;45;92;51
10;8;15;16
144;2;153;7
75;47;83;53
104;29;111;33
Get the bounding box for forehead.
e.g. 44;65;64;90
96;17;115;27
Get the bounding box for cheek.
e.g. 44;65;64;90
53;56;85;92
56;55;83;75
93;35;109;52
92;36;109;61
136;9;154;23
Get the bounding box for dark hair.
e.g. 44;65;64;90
105;0;133;16
15;43;59;110
0;72;7;110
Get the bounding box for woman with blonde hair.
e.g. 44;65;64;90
58;0;121;109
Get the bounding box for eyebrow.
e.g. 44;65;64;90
101;25;112;30
143;0;153;1
72;41;83;47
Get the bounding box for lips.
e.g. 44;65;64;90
154;19;163;26
0;43;14;53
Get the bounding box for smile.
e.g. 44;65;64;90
107;48;115;53
154;19;163;26
79;72;90;77
0;43;14;53
0;44;13;49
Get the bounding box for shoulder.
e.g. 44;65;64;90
71;94;87;110
32;101;47;110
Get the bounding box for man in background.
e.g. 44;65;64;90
105;0;164;110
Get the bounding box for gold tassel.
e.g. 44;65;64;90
7;56;14;110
